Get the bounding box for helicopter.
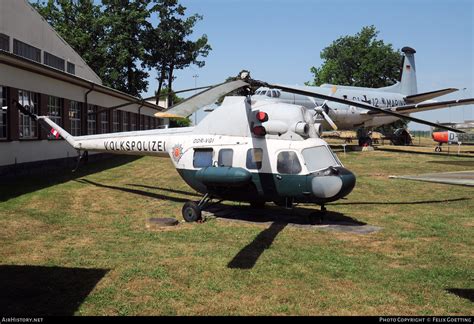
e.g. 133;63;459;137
15;71;464;222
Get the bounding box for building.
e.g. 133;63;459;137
0;0;166;176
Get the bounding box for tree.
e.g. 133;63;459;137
306;25;402;88
102;0;152;96
307;25;407;132
33;0;152;95
144;0;211;105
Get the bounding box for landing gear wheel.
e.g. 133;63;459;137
250;201;266;209
182;201;202;222
435;146;442;152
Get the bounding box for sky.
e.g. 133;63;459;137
142;0;474;129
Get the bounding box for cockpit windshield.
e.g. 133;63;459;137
302;145;341;172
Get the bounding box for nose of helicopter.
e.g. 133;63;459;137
311;167;356;201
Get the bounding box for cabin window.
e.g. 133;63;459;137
246;148;263;170
302;146;338;172
277;151;302;174
193;149;213;168
218;149;233;167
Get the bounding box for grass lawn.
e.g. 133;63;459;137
0;150;473;315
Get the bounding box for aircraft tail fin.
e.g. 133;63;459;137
399;47;418;96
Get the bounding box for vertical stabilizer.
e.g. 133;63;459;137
400;47;418;95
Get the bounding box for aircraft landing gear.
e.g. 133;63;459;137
182;201;201;222
310;205;327;225
435;145;442;152
182;193;221;222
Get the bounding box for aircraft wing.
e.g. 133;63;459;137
156;80;249;119
404;88;458;104
366;98;474;115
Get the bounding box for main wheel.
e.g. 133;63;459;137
435;146;442;152
182;201;202;222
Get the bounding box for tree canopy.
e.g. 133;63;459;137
306;25;402;88
32;0;211;98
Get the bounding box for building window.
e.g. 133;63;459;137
67;62;75;75
18;89;38;139
99;110;108;134
13;39;41;63
0;34;9;52
87;104;96;135
70;101;81;136
277;151;302;174
47;96;62;139
44;52;65;71
112;110;120;132
122;111;129;131
0;86;7;139
143;116;149;130
193;149;213;168
246;148;263;170
130;113;137;131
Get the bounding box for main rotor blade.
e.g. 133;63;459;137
156;85;213;98
262;82;464;133
91;85;214;116
165;80;249;118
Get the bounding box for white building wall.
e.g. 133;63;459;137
0;141;82;167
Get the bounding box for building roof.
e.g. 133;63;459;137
0;50;165;113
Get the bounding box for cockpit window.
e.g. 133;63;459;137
302;146;339;172
277;151;302;174
266;91;271;97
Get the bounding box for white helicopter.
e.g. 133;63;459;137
15;71;463;222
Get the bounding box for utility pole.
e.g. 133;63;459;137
192;74;199;125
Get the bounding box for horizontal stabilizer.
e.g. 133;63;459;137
404;88;458;104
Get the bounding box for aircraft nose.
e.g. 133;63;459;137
311;167;356;200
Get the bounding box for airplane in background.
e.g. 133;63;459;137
252;47;474;144
432;121;474;152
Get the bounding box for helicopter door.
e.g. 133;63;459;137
274;151;304;197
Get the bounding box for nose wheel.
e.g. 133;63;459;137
182;201;202;222
182;193;221;222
